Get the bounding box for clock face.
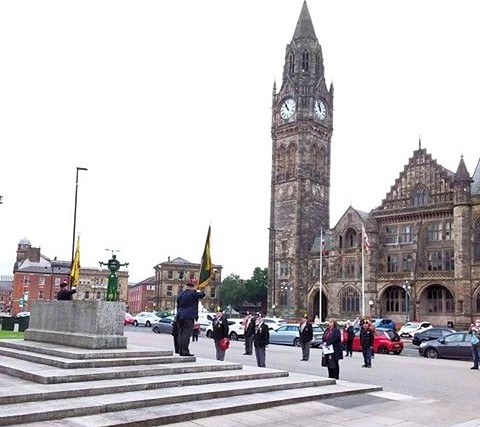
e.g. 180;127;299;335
280;98;296;120
314;99;327;120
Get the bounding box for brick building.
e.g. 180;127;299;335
268;2;480;328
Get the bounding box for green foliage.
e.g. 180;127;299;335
220;268;268;311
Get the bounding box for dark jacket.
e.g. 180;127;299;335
176;289;205;320
322;326;343;361
56;288;76;300
244;316;255;337
211;314;229;341
345;325;355;342
299;320;313;342
360;327;375;349
253;322;270;347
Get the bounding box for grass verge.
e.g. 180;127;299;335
0;330;24;339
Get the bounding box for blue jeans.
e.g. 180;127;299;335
362;347;372;366
472;344;480;368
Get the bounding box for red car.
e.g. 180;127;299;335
343;328;404;355
124;313;135;326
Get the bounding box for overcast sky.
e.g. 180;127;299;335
1;1;479;283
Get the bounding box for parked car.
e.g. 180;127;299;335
372;318;396;330
124;312;135;326
398;321;432;338
269;323;324;347
132;312;162;327
412;327;455;346
262;317;287;331
419;332;473;359
206;318;244;340
152;316;175;334
343;328;404;354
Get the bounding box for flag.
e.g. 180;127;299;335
70;236;81;285
197;226;214;290
362;225;370;252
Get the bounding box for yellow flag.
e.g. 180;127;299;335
70;236;81;285
197;226;214;290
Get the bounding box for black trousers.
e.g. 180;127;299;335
177;317;194;355
327;358;340;379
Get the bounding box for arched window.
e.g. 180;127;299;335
289;52;295;74
302;49;309;72
315;53;321;74
344;228;357;248
387;255;398;273
476;289;480;313
312;145;319;178
413;187;429;206
425;285;454;314
340;286;360;313
276;146;286;180
474;220;480;262
385;286;403;312
286;144;296;179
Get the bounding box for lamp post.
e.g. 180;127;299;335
268;227;277;317
71;167;88;286
368;299;374;318
281;283;294;319
403;281;411;323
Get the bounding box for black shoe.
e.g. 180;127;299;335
181;353;194;357
470;366;478;370
362;364;367;367
367;365;372;368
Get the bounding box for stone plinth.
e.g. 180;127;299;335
24;300;127;349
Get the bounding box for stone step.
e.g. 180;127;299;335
0;345;187;369
0;365;291;405
15;379;381;427
0;339;170;359
0;354;243;384
0;374;365;426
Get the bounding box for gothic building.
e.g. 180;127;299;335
268;2;480;328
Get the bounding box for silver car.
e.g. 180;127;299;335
269;323;324;347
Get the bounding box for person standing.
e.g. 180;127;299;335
469;318;480;370
344;321;355;357
192;321;200;342
299;314;313;361
243;312;255;355
253;313;269;367
56;282;76;300
211;308;229;361
321;318;343;379
360;319;374;368
176;282;205;357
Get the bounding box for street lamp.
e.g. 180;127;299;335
368;300;374;318
281;283;294;319
403;281;411;323
71;167;88;286
268;227;278;317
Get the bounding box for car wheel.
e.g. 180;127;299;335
393;350;402;355
152;327;159;334
377;345;389;354
229;332;238;341
145;321;151;327
425;348;439;359
206;330;212;338
293;338;300;347
133;320;138;327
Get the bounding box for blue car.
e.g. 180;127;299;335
372;318;396;330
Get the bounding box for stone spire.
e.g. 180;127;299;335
292;1;317;42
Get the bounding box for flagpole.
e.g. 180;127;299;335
361;228;365;317
319;227;323;322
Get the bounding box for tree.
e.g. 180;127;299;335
244;267;268;305
219;274;245;309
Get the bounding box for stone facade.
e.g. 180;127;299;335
269;3;480;328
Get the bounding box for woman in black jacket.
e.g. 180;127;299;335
321;318;343;379
360;319;375;368
211;309;229;361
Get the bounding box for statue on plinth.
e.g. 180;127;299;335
99;254;129;301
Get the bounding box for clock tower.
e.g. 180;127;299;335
268;1;333;317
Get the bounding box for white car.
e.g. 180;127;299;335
206;318;245;340
132;312;161;327
262;317;287;331
398;321;432;338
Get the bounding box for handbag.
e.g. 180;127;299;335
321;354;328;367
471;334;480;346
219;337;230;351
